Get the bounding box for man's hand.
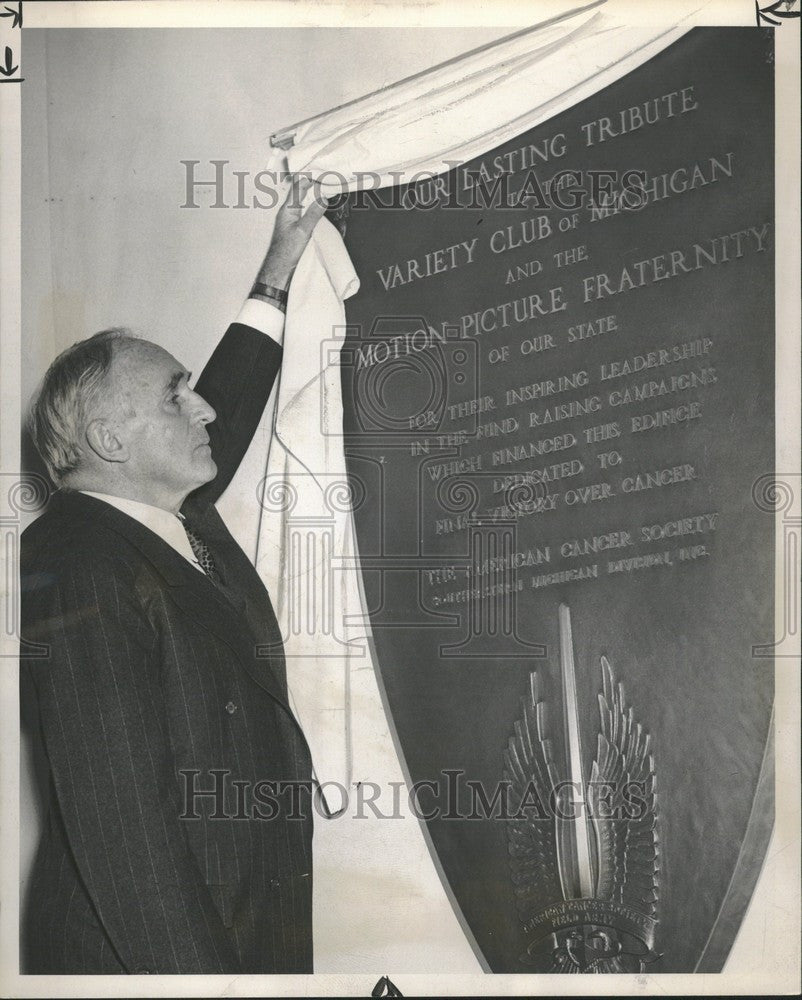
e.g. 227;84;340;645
256;174;328;291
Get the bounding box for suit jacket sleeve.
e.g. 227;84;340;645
190;321;283;506
29;550;241;974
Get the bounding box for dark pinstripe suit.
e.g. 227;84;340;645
21;322;314;974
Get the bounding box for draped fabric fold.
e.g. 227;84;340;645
251;219;363;807
276;0;712;193
230;0;713;796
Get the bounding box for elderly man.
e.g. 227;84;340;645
21;176;326;974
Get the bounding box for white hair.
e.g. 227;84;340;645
28;328;137;484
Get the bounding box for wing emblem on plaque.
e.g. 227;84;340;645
504;604;660;973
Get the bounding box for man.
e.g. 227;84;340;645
21;176;327;974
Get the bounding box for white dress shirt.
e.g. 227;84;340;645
234;297;285;345
81;492;205;571
80;297;283;568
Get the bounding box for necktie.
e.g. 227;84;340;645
181;516;220;584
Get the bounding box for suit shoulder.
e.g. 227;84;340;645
21;504;140;579
21;507;157;640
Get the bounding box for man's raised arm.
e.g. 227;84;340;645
191;174;327;505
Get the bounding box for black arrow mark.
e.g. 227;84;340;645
0;3;22;29
756;0;800;25
371;976;403;998
0;46;18;76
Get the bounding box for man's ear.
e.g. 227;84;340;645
85;419;129;464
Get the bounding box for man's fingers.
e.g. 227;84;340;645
276;174;327;239
278;173;312;216
299;193;329;234
287;173;313;208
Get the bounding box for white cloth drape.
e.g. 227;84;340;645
278;0;714;193
233;0;714;797
254;219;363;808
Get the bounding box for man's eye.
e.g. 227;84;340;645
169;392;181;405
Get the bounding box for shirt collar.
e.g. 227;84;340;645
79;490;204;572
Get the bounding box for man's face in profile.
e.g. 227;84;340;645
106;339;218;505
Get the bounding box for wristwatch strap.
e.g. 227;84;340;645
249;281;288;312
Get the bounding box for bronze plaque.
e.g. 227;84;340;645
340;29;774;973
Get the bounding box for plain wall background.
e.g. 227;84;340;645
20;25;514;974
22;26;508;402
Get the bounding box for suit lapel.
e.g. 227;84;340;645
181;500;289;690
52;492;294;718
162;581;291;714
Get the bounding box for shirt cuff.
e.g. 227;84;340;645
234;298;285;345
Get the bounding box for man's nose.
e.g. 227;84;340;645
189;389;216;424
